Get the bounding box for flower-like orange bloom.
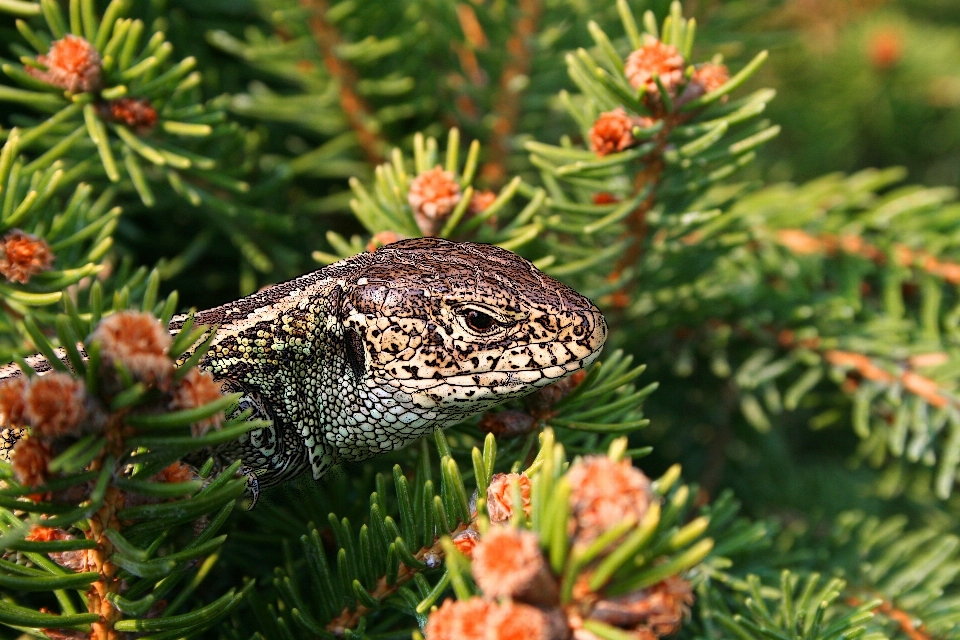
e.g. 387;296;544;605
26;525;87;571
590;108;639;157
0;230;54;284
486;472;532;524
679;63;730;105
425;598;567;640
589;576;694;638
869;29;902;70
424;597;493;640
593;192;620;205
624;37;685;96
472;526;558;606
469;190;498;214
12;436;53;487
486;600;567;640
366;231;407;252
26;524;70;542
27;35;102;93
0;378;27;427
23;372;87;439
99;97;158;134
566;456;654;545
452;527;480;558
92;311;174;386
171;368;225;436
691;63;729;94
154;461;199;484
408;167;462;236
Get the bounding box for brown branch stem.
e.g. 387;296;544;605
609;113;691;305
612;154;665;285
86;486;123;640
299;0;384;165
480;0;542;186
744;325;950;408
775;229;960;285
848;596;934;640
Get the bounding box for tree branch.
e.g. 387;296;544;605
776;229;960;284
480;0;542;186
298;0;385;165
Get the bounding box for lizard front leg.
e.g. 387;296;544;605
200;383;313;499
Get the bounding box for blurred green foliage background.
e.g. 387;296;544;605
700;0;960;186
165;0;960;306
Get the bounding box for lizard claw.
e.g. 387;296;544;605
239;465;260;509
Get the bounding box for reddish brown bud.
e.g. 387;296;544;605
170;368;225;436
26;525;86;570
11;436;53;488
154;461;199;484
23;373;87;439
98;97;158;134
472;527;558;606
0;378;27;427
624;37;685;98
0;230;54;284
479;410;536;438
567;456;654;545
408;167;462;236
92;311;174;386
486;472;532;524
27;35;102;93
868;29;902;70
592;193;619;205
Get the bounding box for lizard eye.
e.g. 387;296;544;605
466;309;495;332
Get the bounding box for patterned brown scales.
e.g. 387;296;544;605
1;239;607;497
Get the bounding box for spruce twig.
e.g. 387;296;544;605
298;0;385;165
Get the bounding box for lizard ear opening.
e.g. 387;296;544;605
332;283;366;380
345;328;366;380
330;284;345;322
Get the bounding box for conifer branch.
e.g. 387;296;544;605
848;596;933;640
776;228;960;285
452;4;486;88
0;302;255;639
326;520;474;634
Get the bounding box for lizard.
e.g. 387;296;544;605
0;238;607;498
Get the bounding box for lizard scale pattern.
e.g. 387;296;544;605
3;239;607;492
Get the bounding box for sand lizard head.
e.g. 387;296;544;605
340;238;607;413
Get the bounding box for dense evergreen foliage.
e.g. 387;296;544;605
0;0;958;638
